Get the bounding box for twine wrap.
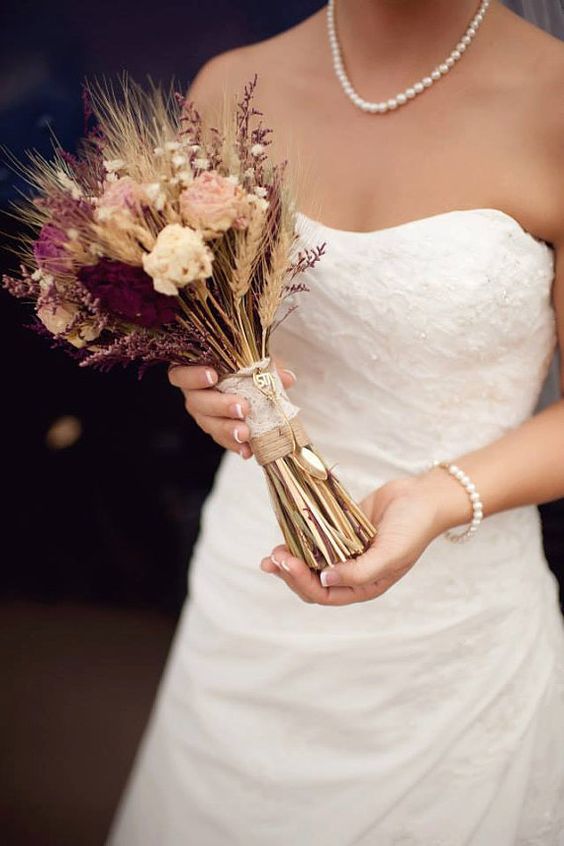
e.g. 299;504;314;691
216;357;310;466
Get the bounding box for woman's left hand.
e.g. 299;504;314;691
259;470;471;606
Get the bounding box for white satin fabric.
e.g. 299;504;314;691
108;208;564;845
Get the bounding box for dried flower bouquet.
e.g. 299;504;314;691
3;75;376;571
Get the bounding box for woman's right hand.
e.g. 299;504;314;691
168;360;297;459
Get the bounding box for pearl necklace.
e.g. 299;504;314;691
327;0;491;114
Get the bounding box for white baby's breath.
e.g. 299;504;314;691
144;181;167;211
94;206;112;222
172;154;188;169
253;186;267;198
153;146;164;156
248;194;269;213
32;268;55;292
165;141;181;151
55;170;83;200
226;174;239;186
250;144;264;157
193;158;210;171
177;170;194;187
103;158;126;173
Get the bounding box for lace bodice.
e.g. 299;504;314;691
272;207;556;487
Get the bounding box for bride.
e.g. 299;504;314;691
109;1;564;842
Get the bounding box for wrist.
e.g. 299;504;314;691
415;465;476;535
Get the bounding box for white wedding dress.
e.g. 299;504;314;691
108;207;564;845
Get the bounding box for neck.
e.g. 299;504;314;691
333;0;496;75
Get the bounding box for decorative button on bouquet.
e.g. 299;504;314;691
3;75;376;571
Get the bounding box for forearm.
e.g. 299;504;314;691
421;398;564;531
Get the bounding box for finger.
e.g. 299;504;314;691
185;389;249;421
259;555;283;575
168;365;218;390
263;547;318;604
261;549;392;606
238;443;253;459
267;547;382;606
268;545;350;605
212;419;251;451
277;367;297;390
272;355;297;389
320;545;408;590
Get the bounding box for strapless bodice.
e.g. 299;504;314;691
270;207;556;490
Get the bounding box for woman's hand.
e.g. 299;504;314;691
168;358;297;458
259;469;472;605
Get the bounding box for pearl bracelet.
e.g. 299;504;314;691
430;460;484;543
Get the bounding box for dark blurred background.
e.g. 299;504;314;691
1;1;562;844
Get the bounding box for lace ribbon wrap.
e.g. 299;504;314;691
216;357;310;465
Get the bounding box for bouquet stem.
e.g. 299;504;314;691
217;357;377;570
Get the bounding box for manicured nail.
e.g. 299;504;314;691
233;427;245;444
283;369;297;381
231;402;245;419
271;553;291;573
320;568;341;587
205;369;217;386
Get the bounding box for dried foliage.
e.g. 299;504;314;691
3;74;375;570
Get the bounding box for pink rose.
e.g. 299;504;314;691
97;177;148;217
179;171;250;235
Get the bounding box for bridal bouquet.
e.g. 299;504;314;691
3;75;376;570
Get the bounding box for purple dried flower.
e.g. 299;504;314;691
78;259;179;328
80;322;220;376
34;224;72;274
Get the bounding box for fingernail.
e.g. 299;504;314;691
271;553;291;573
205;369;217;386
233;427;245;444
320;568;341;587
231;403;245;419
283;368;297;381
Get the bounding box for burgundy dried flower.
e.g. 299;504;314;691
78;259;179;328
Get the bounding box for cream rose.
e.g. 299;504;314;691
179;171;251;235
37;302;99;348
142;223;213;296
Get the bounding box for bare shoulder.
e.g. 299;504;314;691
185;10;324;119
499;5;564;241
497;1;564;57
